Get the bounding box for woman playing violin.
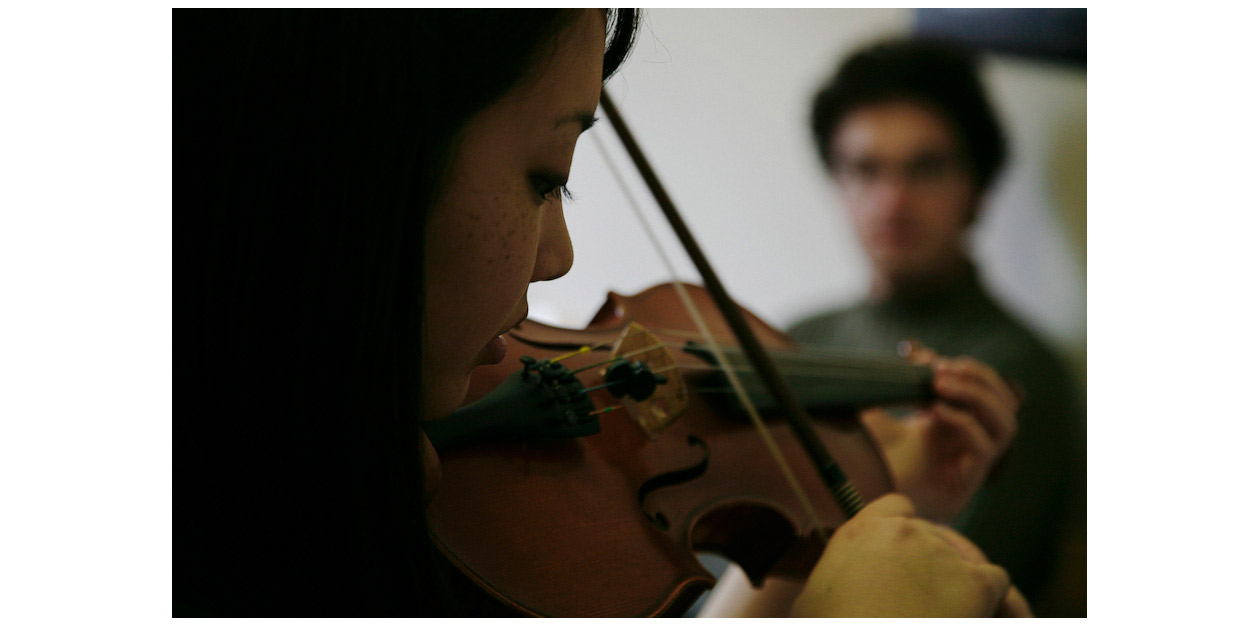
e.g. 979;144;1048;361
178;9;1026;616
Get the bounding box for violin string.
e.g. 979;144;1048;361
683;386;924;405
545;345;593;364
578;381;617;395
645;327;918;361
593;131;826;533
581;338;618;352
617;341;669;360
671;361;925;384
570;356;625;375
568;338;917;384
665;349;922;373
680;344;917;371
657;337;929;381
570;341;670;374
640;330;925;371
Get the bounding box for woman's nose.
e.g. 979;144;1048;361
531;204;574;283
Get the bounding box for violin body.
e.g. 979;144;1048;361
426;284;897;617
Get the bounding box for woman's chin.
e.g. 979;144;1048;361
422;376;472;422
424;336;508;420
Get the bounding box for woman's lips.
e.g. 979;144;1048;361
478;310;525;366
479;334;508;366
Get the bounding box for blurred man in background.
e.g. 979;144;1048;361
788;38;1085;616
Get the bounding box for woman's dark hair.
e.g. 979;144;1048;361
810;37;1008;193
176;9;637;616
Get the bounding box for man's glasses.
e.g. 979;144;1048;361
834;151;969;194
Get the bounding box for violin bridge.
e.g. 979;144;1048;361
608;322;689;440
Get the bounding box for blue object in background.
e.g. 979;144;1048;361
915;8;1086;68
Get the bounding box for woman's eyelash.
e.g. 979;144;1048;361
532;174;573;202
545;184;573;201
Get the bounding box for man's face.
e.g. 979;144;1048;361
830;101;978;283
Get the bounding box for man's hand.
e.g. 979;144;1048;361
860;341;1020;523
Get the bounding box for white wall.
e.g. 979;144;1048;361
527;8;1086;365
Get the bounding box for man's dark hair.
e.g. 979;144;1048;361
811;37;1008;192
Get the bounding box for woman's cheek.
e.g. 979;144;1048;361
492;207;542;293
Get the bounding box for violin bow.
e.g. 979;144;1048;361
597;90;866;522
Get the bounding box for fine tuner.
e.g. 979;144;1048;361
423;323;676;452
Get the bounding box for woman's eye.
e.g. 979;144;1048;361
532;174;573;202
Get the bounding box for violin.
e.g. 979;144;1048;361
425;284;933;616
421;92;936;617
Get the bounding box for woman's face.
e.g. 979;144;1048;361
421;10;606;420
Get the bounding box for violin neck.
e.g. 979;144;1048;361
685;344;935;411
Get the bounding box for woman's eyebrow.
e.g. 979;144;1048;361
555;112;599;133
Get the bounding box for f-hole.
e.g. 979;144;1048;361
638;435;709;531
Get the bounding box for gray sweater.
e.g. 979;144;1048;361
789;263;1085;615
